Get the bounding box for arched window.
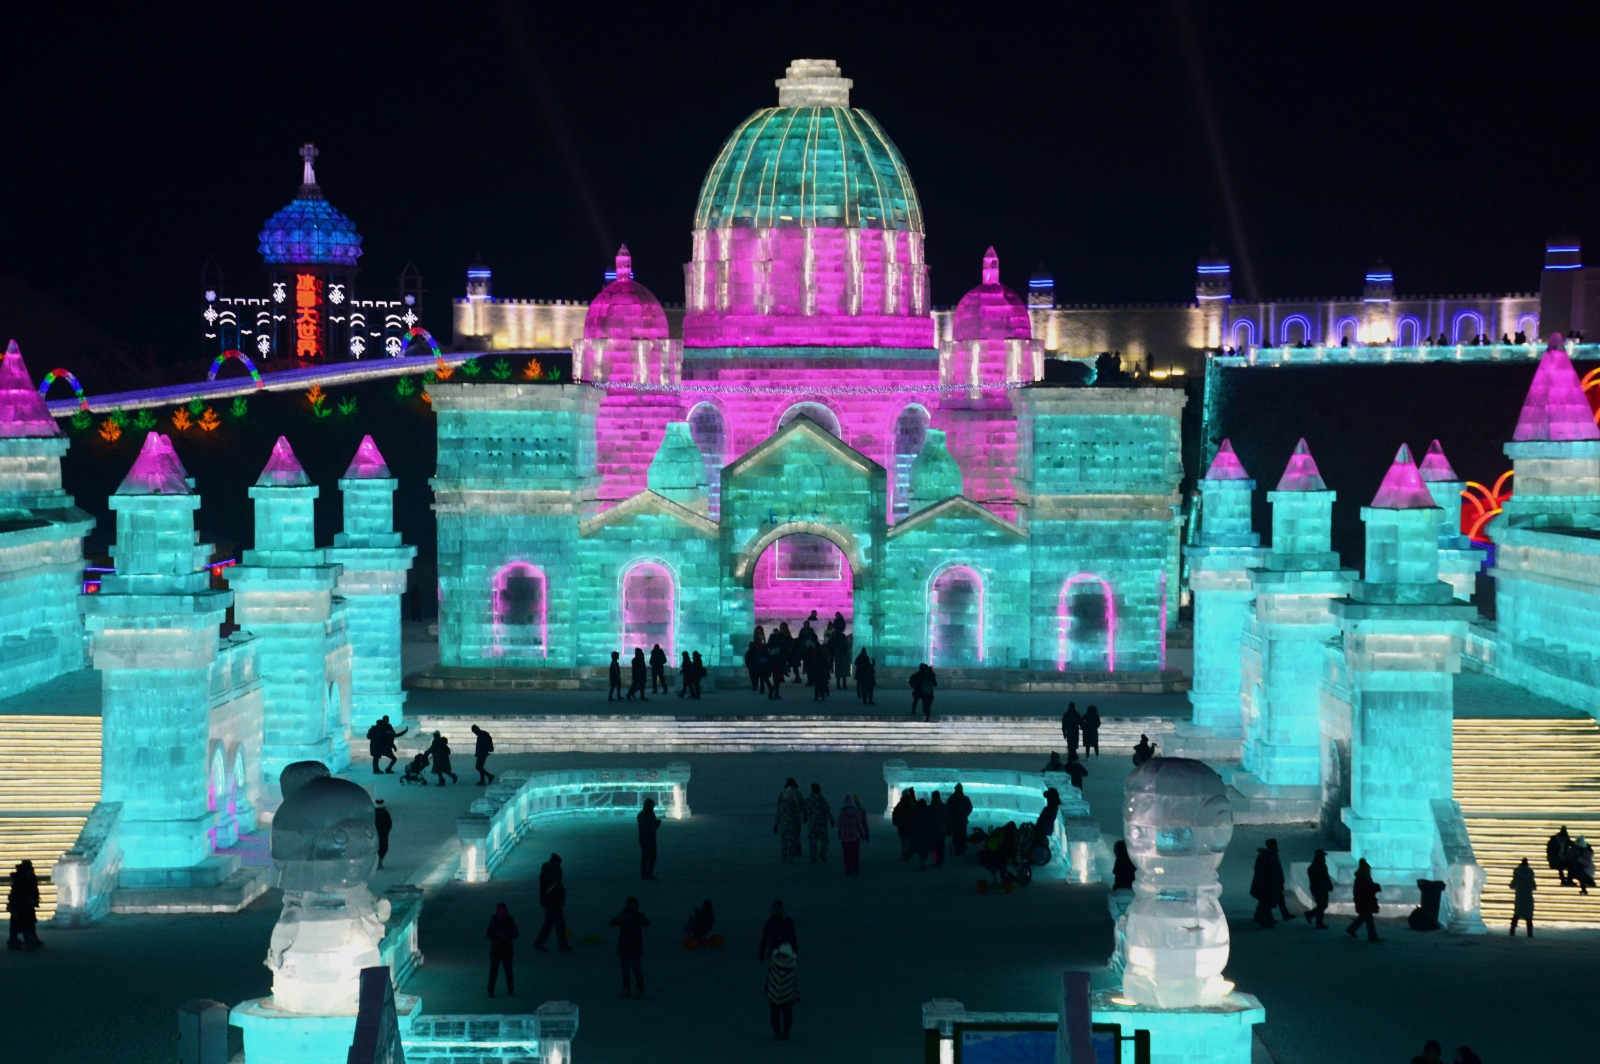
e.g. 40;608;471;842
621;562;674;659
778;401;841;437
688;402;726;520
231;746;246;816
1279;315;1313;346
1229;319;1257;349
1516;314;1539;339
208;744;227;813
1334;317;1359;345
1396;316;1422;347
892;404;930;521
493;562;548;658
1452;310;1486;344
929;566;983;667
1057;575;1116;672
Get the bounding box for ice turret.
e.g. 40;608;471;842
116;432;192;496
1497;338;1600;530
1512;336;1599;443
647;422;710;513
908;429;964;513
1416;440;1483;600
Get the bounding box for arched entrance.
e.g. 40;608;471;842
928;565;983;666
621;562;675;658
753;533;854;634
1057;574;1115;671
492;562;547;658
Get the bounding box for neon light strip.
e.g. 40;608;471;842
205;349;264;388
401;326;445;371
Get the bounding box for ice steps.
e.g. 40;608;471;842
0;714;101;921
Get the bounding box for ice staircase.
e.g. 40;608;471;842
0;714;102;920
1453;718;1600;928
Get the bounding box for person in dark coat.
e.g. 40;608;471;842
1112;840;1136;890
628;648;649;701
690;651;706;699
1131;734;1155;766
892;787;917;859
768;650;785;699
428;732;458;785
928;792;951;867
534;853;573;951
1511;857;1536;937
609;896;651;998
7;860;42;950
608;651;623;701
1044;752;1064;772
1061;702;1082;757
757;899;798;961
1081;705;1101;756
650;643;668;693
1411;1040;1443;1064
946;784;973;856
374;799;393;870
827;624;850;689
745;640;762;691
910;663;937;720
679;651;693;697
1347;858;1382;942
1064;752;1088;791
637;798;662;880
912;797;937;870
855;650;876;704
1250;838;1293;926
487;902;519;997
471;724;495;786
1547;825;1572;885
1304;849;1332;928
367;716;407;774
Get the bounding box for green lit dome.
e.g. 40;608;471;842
693;60;923;232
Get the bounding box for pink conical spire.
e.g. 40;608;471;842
116;432;191;495
1370;443;1438;509
343;434;391;479
1417;440;1460;482
614;244;633;282
0;340;61;438
1275;438;1327;491
256;436;311;487
1204;439;1251;481
981;247;1000;286
1512;335;1600;442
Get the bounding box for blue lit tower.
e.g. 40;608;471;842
1333;444;1476;885
82;434;233;875
258;143;363;361
228;437;352;792
1196;247;1231;350
326;436;415;729
1363;259;1394;344
1237;440;1354;816
1178;440;1263;760
1538;230;1585;342
1417;440;1486;601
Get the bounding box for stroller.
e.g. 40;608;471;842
682;899;723;950
398;751;430;785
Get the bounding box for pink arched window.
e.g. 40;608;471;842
493;562;548;658
1058;574;1115;672
621;562;675;659
929;566;984;667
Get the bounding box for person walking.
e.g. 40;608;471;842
608;651;623;701
1112;840;1136;890
1547;825;1572;885
486;902;519;997
768;650;785;700
775;779;804;862
637;798;662;880
1081;705;1101;756
1061;702;1082;758
912;797;935;870
428;732;458;785
650;643;668;693
1250;838;1293;926
6;860;42;950
471;724;496;786
828;623;850;689
892;787;917;860
689;651;706;699
928;791;950;867
609;896;650;998
534;853;573;952
763;942;800;1041
745;640;762;691
1511;857;1536;937
678;651;693;698
854;649;875;705
1303;849;1332;928
837;794;869;874
368;716;407;774
946;784;973;856
758;899;798;961
374;799;393;871
803;783;834;863
1064;752;1088;792
910;663;938;720
628;648;649;701
1346;858;1382;942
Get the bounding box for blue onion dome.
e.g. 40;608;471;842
258;144;363;266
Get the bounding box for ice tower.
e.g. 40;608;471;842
1417;440;1485;601
326;437;415;729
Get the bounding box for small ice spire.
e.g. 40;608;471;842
257;436;311;487
1275;438;1327;492
0;339;60;438
775;59;852;107
981;247;1000;286
1417;440;1460;483
614;245;633;282
1369;443;1438;509
343;435;391;480
300;142;319;188
1203;439;1251;481
1511;334;1600;442
116;432;191;495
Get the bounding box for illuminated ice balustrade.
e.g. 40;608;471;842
880;760;1104;882
456;764;691;883
1417;439;1486;601
229;437;353;793
327;436;416;727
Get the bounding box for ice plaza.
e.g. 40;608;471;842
5;54;1600;1064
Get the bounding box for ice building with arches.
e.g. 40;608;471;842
430;59;1186;684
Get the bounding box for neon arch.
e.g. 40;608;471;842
928;564;984;667
620;560;676;660
401;326;446;371
1229;319;1257;349
1451;310;1486;344
1278;315;1313;346
1333;316;1359;344
1396;316;1422;347
206;349;263;387
1057;574;1116;672
1461;471;1514;542
492;561;548;658
1516;314;1539;339
37;368;89;410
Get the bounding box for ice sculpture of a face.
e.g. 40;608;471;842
271;773;379;892
1124;756;1233;871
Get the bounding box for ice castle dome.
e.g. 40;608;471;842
258;143;364;267
951;248;1032;341
582;246;668;341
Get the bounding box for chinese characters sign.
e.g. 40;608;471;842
295;273;323;358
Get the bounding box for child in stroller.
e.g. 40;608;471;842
682;899;722;949
398;750;430;785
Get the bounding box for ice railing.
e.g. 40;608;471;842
881;761;1107;882
457;765;691;883
51;801;123;927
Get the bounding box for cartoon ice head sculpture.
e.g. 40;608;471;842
271;771;379;893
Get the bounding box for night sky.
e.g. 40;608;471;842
3;3;1598;366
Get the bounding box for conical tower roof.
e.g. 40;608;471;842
343;435;391;479
0;340;60;438
257;436;311;487
1512;336;1600;442
1417;440;1460;482
1275;438;1327;491
1370;444;1437;509
1203;439;1251;481
116;433;191;495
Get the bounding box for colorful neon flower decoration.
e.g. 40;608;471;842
206;349;263;388
1461;470;1514;542
38;369;89;411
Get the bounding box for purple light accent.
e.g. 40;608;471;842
1229;320;1258;348
950;247;1031;341
1370;444;1438;509
256;436;310;487
753;537;854;632
492;562;548;659
928;564;984;667
1057;574;1115;673
1417;440;1460;483
1451;309;1486;343
1275;438;1327;491
1278;314;1314;345
117;432;192;495
343;434;392;479
584;245;669;340
1196;265;1230;274
1547;246;1581;254
1396;316;1422;346
1365;273;1393;283
620;561;675;658
1512;338;1600;442
1203;439;1250;481
0;340;60;438
1546;263;1583;270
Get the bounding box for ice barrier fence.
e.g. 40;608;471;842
457;764;691;882
881;761;1110;883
